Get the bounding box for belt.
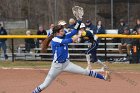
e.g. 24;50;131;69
54;59;69;63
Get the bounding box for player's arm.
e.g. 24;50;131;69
87;32;98;44
60;35;81;44
61;31;82;44
65;20;82;38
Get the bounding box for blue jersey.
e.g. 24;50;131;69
51;29;78;63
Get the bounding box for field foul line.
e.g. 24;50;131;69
0;67;140;74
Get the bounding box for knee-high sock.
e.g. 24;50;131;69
32;86;42;93
89;70;105;80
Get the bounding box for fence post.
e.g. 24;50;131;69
11;39;14;62
105;38;107;61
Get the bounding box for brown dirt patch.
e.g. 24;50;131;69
0;69;140;93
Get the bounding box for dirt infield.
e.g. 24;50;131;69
0;68;140;93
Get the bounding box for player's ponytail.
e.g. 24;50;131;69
41;25;64;53
41;34;54;53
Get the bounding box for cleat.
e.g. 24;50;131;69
104;71;111;82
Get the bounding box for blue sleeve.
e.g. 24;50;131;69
61;38;73;44
65;29;78;38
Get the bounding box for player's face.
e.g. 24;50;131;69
59;29;65;36
80;28;85;32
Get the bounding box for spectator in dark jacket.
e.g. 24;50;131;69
118;19;127;34
113;19;127;43
94;20;105;34
0;24;8;60
85;20;96;34
36;25;47;49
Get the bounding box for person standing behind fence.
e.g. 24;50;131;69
46;24;54;36
93;20;105;43
25;30;35;53
36;25;47;52
113;19;127;43
85;20;95;34
0;24;8;60
118;19;127;34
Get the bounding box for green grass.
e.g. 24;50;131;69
0;61;51;68
75;62;140;72
0;61;140;72
107;63;140;72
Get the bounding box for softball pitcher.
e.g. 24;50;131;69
32;21;111;93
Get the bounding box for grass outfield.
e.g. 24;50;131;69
0;61;140;72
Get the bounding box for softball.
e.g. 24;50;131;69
81;31;86;37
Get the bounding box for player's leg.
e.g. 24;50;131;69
85;42;98;70
85;54;92;69
32;62;63;93
63;61;110;81
90;50;97;62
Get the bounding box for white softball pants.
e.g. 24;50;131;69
38;60;92;90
